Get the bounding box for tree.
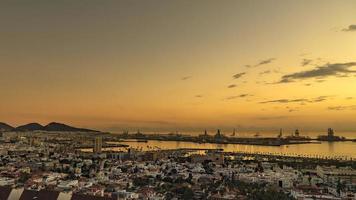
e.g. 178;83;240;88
182;187;194;200
133;177;149;187
18;172;31;184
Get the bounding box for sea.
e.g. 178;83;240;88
101;130;356;159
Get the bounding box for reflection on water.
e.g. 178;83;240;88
126;130;356;139
103;140;356;159
328;142;334;156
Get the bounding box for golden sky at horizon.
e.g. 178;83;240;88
0;0;356;132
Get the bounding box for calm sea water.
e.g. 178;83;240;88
102;130;356;158
102;140;356;159
134;130;356;139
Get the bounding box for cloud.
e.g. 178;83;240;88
278;62;356;83
227;84;237;88
181;76;192;80
328;105;356;111
195;95;203;98
301;59;312;66
225;94;251;100
313;96;330;102
336;74;349;78
245;58;276;68
260;98;308;104
299;53;310;57
346;97;353;100
342;24;356;31
260;96;331;104
110;119;176;126
259;69;280;76
233;72;246;79
256;58;275;66
255;116;289;120
259;70;271;75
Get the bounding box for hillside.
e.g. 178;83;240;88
43;122;99;132
0;122;14;131
15;123;44;131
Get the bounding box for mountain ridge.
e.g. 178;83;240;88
0;122;99;132
15;123;44;131
43;122;99;132
0;122;14;131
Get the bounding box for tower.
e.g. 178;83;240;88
327;128;334;138
214;129;224;139
278;128;283;138
231;128;236;137
29;136;35;146
94;136;102;153
295;129;300;137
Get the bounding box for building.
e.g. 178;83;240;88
328;128;334;138
94;137;103;154
317;128;345;141
0;187;118;200
317;165;356;184
29;136;35;147
278;128;283;138
190;153;224;165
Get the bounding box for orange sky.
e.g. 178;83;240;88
0;0;356;132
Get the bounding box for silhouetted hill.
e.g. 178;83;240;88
0;122;14;131
43;122;99;132
8;122;99;132
15;123;44;131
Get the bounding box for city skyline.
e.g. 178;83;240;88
1;0;356;132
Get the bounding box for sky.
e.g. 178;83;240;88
0;0;356;132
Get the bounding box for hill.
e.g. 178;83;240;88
43;122;99;132
15;123;44;131
0;122;14;131
2;122;99;132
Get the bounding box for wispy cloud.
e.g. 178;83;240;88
299;53;310;57
181;76;192;80
255;116;289;120
256;58;276;67
259;70;271;75
328;105;356;111
285;106;299;112
260;98;308;104
278;62;356;83
313;96;331;102
227;84;237;88
342;24;356;32
225;94;251;100
260;96;331;104
245;58;276;68
233;72;246;79
259;69;280;76
301;59;312;66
